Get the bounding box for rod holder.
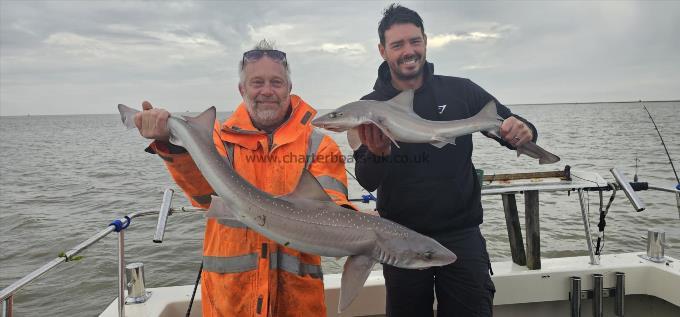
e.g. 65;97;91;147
640;228;667;263
2;296;13;317
615;272;625;316
610;168;645;212
125;263;152;304
572;273;624;317
153;189;174;243
592;274;603;317
569;276;581;317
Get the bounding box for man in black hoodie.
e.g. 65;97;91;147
354;4;539;316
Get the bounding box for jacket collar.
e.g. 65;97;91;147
372;61;435;97
219;94;317;151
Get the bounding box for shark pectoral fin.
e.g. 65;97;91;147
347;127;363;151
339;255;376;313
279;169;334;202
205;195;238;220
366;120;400;149
386;89;415;113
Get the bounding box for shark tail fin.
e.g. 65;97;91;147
517;142;561;164
539;153;561;165
117;104;140;130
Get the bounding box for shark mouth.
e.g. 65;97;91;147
322;125;345;132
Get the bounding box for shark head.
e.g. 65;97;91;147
311;101;369;132
401;235;457;268
375;229;457;268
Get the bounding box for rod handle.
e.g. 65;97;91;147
610;168;645;212
153;189;174;243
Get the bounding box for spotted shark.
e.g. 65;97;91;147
311;90;560;164
117;104;457;312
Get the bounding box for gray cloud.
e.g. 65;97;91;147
1;0;679;116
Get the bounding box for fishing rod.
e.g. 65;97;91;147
643;105;680;187
346;168;377;203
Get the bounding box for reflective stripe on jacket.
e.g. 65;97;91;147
149;95;352;316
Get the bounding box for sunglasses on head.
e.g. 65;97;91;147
242;49;287;65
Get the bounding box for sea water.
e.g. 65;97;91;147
1;101;678;316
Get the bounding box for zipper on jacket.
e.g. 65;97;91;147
266;98;299;153
256;295;263;314
267;133;274;152
261;243;268;259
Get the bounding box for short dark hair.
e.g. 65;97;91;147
378;3;425;45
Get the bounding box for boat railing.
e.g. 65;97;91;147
479;166;680;269
0;189;204;317
0;185;379;317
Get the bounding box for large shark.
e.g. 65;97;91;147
312;90;560;164
117;104;456;312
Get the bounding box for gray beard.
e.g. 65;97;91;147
244;97;290;132
252;109;282;127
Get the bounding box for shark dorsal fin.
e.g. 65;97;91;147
386;89;415;113
280;169;333;201
182;107;217;142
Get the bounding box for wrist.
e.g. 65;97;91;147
369;146;391;157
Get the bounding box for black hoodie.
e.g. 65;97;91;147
353;61;538;239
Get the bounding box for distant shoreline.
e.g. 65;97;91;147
2;99;678;117
507;99;680;106
316;99;679;112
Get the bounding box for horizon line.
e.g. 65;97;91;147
1;98;679;118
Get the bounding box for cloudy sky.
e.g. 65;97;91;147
1;0;679;116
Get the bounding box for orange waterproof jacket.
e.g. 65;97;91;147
148;95;353;317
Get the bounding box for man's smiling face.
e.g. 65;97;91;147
379;23;427;81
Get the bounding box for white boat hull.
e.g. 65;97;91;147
100;252;680;316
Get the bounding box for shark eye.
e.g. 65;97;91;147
422;251;433;260
328;112;343;119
